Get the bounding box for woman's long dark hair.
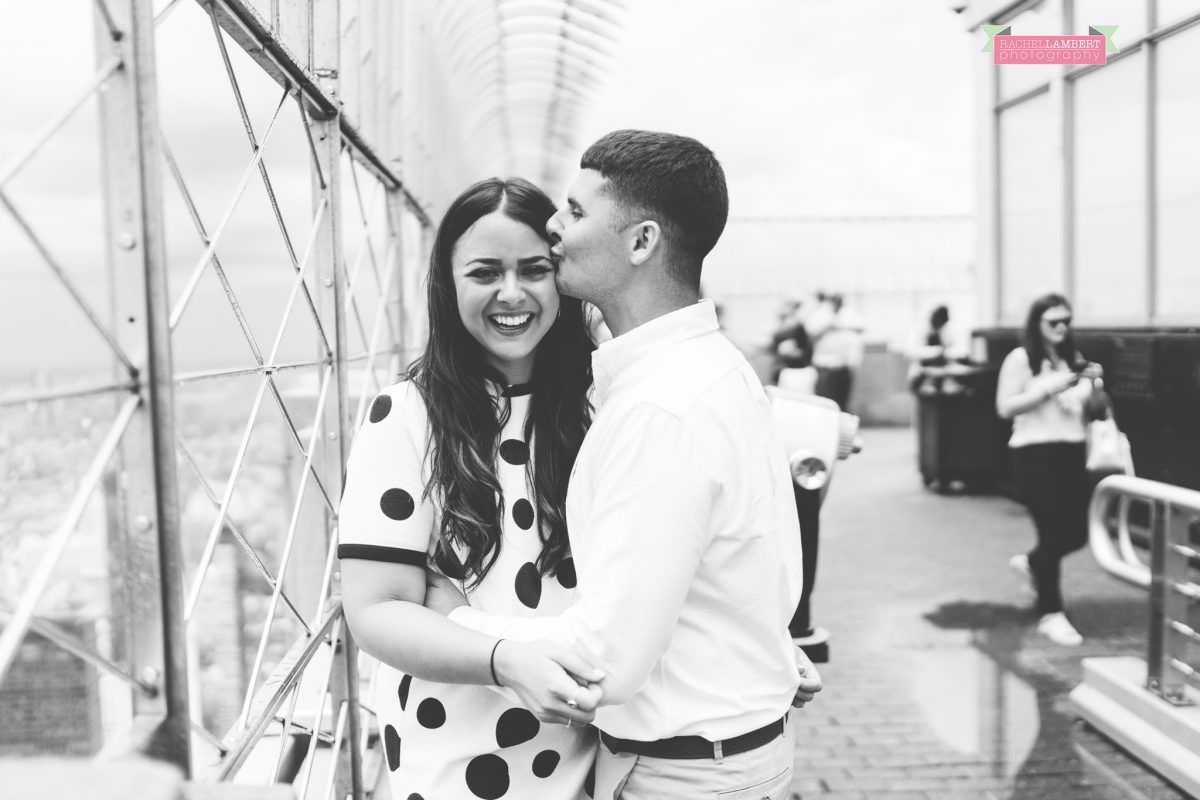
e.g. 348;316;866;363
1021;292;1080;375
407;177;593;587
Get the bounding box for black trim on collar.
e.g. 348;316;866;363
502;382;534;397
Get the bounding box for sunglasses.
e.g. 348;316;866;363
1042;316;1072;328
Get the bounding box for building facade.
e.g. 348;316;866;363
960;0;1200;488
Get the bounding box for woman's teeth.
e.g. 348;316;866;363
491;313;533;331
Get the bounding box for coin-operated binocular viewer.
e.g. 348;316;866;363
768;387;863;663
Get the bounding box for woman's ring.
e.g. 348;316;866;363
566;718;573;728
567;686;580;709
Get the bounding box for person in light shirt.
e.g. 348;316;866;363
996;292;1103;646
427;129;822;799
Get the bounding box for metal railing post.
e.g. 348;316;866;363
94;0;191;773
311;2;364;798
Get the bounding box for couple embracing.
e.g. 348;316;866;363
338;129;820;800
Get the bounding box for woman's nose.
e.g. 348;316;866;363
497;271;524;304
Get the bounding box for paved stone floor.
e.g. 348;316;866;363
790;427;1190;800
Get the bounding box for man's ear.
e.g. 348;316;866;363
628;221;662;267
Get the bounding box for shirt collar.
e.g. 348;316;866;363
591;300;719;405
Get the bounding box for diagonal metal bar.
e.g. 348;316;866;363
205;4;337;362
320;702;350;800
184;198;335;623
0;57;123;190
167;87;289;331
0;394;139;685
352;238;401;430
214;603;342;781
293;627;339;800
93;0;122;39
0;379;137;409
271;680;306;778
160;136;267;365
153;0;187;26
175;438;311;633
347;163;398;330
163;132;332;483
342;164;397;350
241;364;334;715
0;609;156;695
0;190;137;374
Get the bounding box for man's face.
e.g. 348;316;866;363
546;169;631;303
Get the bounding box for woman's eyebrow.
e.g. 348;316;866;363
464;256;551;266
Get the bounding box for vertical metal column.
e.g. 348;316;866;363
311;2;363;797
94;0;192;773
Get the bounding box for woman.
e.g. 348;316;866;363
996;293;1101;646
338;178;600;799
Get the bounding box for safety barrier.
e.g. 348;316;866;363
1;1;431;795
1071;474;1200;796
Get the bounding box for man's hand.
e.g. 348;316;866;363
493;639;605;726
792;644;823;708
423;568;467;616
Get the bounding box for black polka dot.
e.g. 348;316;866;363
495;707;540;748
383;724;401;772
514;562;541;609
369;394;392;423
584;762;595;797
532;749;560;778
499;439;529;465
417;697;446;729
398;674;412;710
512;499;534;530
435;543;468;580
380;488;415;520
465;753;510;799
557;557;576;589
406;794;424;800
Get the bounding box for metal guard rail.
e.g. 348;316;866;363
1089;475;1200;704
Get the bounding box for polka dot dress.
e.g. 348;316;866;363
339;380;596;800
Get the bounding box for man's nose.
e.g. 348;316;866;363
546;212;563;238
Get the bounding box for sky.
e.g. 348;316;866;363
0;0;977;375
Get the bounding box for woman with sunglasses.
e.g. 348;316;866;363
996;293;1102;646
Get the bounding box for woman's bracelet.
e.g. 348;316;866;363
489;639;505;686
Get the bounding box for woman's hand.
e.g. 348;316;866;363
423;568;468;616
1042;370;1081;398
493;640;605;726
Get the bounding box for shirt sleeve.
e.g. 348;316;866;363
337;384;436;567
450;402;714;706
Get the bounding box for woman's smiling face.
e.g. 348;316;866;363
451;210;560;384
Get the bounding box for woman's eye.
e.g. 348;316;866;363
467;269;498;281
522;264;553;278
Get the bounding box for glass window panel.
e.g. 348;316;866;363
998;0;1064;102
1155;25;1200;320
1073;54;1147;322
1074;0;1146;41
999;92;1063;324
1158;0;1200;26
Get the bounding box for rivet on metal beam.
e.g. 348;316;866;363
118;232;137;250
134;515;153;531
323;277;334;288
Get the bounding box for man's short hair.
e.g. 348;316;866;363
581;130;729;286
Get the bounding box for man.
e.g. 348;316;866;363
435;130;818;799
808;293;865;411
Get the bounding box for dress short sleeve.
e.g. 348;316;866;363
337;381;436;567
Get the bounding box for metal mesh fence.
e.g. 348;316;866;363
1;1;432;795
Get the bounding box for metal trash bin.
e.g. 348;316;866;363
913;364;1004;492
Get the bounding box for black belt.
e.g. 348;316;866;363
599;714;787;760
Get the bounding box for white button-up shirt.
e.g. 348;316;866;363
452;300;803;741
